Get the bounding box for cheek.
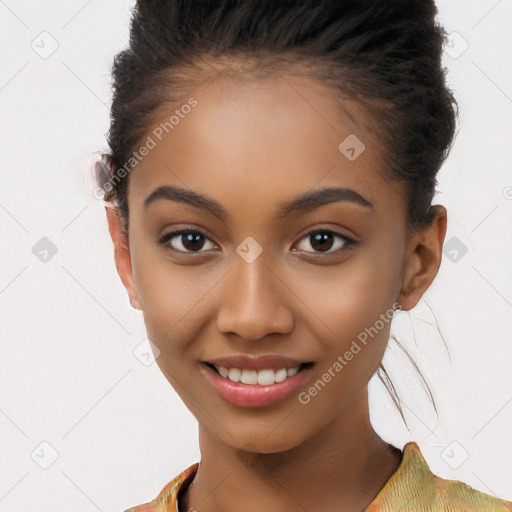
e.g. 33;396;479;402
293;244;400;341
135;264;182;348
129;229;238;387
289;244;400;393
132;226;205;307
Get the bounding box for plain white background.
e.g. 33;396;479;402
1;1;511;510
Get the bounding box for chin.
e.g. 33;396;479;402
226;430;305;455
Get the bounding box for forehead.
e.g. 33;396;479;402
128;75;406;219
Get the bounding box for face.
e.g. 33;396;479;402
107;73;445;453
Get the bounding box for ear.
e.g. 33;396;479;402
397;205;447;311
105;205;141;310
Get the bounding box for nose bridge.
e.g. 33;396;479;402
216;244;293;339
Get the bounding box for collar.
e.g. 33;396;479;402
134;441;511;511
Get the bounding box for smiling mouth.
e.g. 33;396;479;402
203;362;314;386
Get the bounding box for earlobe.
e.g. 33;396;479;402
397;205;447;311
104;205;140;309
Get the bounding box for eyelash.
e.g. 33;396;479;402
157;227;358;258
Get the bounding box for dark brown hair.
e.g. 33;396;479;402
93;0;459;428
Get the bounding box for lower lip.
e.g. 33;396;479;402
200;363;313;407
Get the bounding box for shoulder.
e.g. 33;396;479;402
367;442;512;511
430;472;512;511
122;462;199;512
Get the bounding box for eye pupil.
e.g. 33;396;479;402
182;232;205;251
311;232;334;252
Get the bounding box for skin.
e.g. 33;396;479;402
105;73;447;512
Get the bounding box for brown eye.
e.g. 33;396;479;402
158;229;217;254
293;229;356;255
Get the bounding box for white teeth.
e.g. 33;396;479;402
228;367;241;382
240;369;258;385
215;365;302;385
287;366;299;377
218;366;229;379
274;368;288;382
257;369;275;386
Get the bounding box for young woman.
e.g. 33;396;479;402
93;1;512;510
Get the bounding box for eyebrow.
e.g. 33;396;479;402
143;184;374;221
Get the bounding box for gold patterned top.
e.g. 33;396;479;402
124;442;512;511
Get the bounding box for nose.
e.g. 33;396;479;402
216;249;294;340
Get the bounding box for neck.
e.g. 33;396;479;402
180;388;402;512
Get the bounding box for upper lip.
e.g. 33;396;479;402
203;354;312;371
